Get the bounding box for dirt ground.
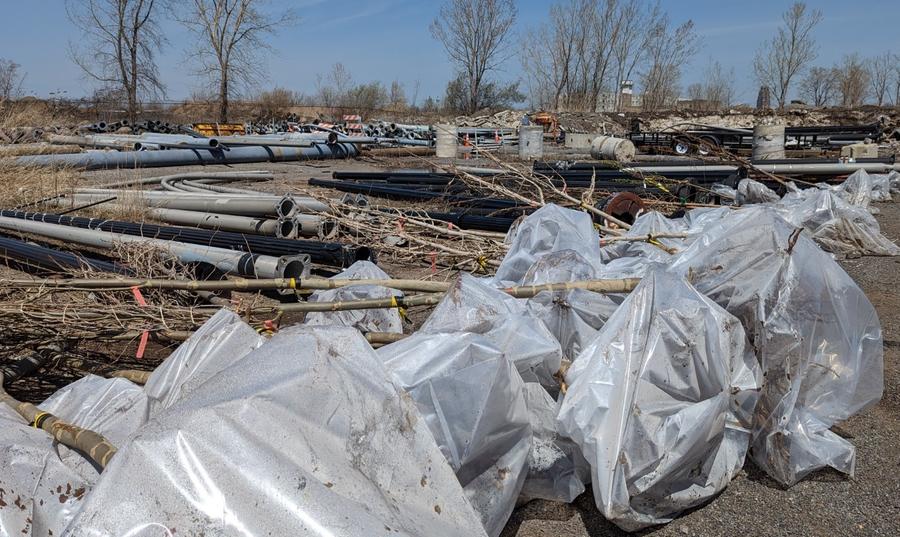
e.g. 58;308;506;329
503;202;900;537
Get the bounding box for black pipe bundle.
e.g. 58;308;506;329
0;233;127;274
0;211;371;268
413;211;516;233
308;178;527;212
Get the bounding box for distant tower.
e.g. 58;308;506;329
756;86;771;110
619;80;634;109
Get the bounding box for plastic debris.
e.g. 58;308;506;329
68;325;488;536
305;260;404;334
558;268;761;530
669;206;884;486
378;331;531;537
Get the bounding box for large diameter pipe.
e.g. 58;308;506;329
0;216;307;279
14;143;359;170
63;193;293;218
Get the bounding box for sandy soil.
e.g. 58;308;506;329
504;202;900;537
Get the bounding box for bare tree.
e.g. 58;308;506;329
177;0;295;122
641;19;699;111
610;1;662;110
0;59;25;101
867;52;892;107
893;54;900;106
836;54;870;107
699;60;735;110
753;2;822;109
67;0;165;121
430;0;517;114
799;66;838;106
389;80;407;110
522;0;664;112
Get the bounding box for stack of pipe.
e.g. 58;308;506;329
0;210;370;269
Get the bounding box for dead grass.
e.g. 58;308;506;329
0;162;80;209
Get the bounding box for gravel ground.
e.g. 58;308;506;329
504;201;900;537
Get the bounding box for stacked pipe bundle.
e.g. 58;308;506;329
0;210;370;269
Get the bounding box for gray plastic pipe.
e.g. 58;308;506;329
101;171;273;189
64;192;299;218
15;143;359;170
0;216;307;279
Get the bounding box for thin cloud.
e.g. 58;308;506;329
700;20;780;37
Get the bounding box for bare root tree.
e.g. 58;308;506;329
430;0;517;114
836;54;870;107
641;19;699;111
753;2;822;109
0;59;25;101
867;52;892;107
177;0;295;122
799;66;838;106
67;0;166;121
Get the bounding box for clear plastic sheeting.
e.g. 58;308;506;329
600;211;679;264
834;169;873;208
495;204;602;285
144;309;265;416
523;250;620;360
0;375;148;537
558;268;761;531
869;172;893;202
736;178;780;205
519;383;589;504
305;260;404;334
420;274;562;387
888;171;900;194
669;207;884;486
776;188;900;257
0;404;94;537
68;325;488;537
378;331;531;537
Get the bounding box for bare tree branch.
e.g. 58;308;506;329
753;2;822;109
176;0;296;122
67;0;166;121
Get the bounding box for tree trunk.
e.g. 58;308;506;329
219;75;229;123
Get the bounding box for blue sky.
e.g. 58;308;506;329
1;0;897;105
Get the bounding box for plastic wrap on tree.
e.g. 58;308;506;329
67;325;488;537
519;383;590;504
0;375;149;536
420;274;562;388
305;260;404;334
834;169;873;208
600;211;682;263
888;171;900;194
0;405;95;536
557;268;761;531
775;188;900;257
495;204;602;285
420;273;525;334
868;173;893;202
378;331;532;537
144;309;265;416
523;250;620;360
669;206;884;486
736;178;780;205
